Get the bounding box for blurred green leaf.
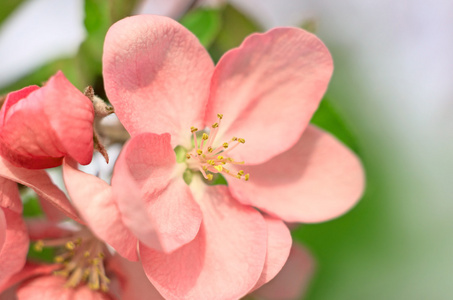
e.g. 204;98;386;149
180;8;222;48
22;194;44;218
209;4;261;62
28;242;55;264
310;98;360;153
0;0;26;24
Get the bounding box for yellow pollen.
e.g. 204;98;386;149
214;165;223;172
202;133;209;140
238;138;245;144
84;251;91;258
245;174;250;181
217;113;223;119
232;137;238;141
207;146;213;152
190;126;198;132
186;153;191;159
223;142;229;148
235;174;241;179
217;155;224;160
65;241;76;250
238;170;244;176
34;240;44;252
98;253;105;258
212;122;219;128
202;165;208;171
197;149;203;155
207;160;215;165
206;174;213;181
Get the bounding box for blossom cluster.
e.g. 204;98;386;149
0;15;364;300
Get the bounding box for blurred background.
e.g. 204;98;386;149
1;0;452;299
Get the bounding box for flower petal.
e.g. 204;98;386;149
103;15;214;148
252;244;315;300
111;133;202;253
0;177;21;214
228;125;365;223
250;215;292;292
107;255;164;300
0;156;82;223
0;209;29;287
0;71;94;169
17;275;114;300
140;181;268;300
205;27;333;164
62;161;139;261
0;263;60;294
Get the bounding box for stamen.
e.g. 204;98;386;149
185;114;250;183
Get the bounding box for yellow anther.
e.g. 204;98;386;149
197;149;203;155
217;113;223;119
217;155;224;160
89;282;100;291
54;270;69;277
84;251;91;258
238;170;244;176
214;165;223;172
245;174;250;181
190;126;198;132
91;258;100;265
207;160;215;165
232;137;238;141
238;138;245;144
101;284;109;292
207;146;213;152
54;256;65;263
65;241;76;250
223;142;229;148
202;165;208;171
34;240;44;252
202;133;209;140
235;174;241;179
186;153;191;159
212;122;219;128
206;174;213;181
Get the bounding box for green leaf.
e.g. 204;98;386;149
22;193;44;218
208;4;261;62
0;0;26;24
310;98;360;153
180;8;222;48
28;242;55;263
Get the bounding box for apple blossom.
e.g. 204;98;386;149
87;14;364;299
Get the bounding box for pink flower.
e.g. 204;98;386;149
64;15;364;299
0;71;94;289
251;244;315;300
0;220;163;300
0;71;94;169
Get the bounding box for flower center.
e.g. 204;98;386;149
185;114;250;182
34;229;110;292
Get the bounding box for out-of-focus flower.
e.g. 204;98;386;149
71;14;364;299
0;71;94;169
0;219;163;300
251;244;315;300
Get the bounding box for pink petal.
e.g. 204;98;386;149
107;255;164;300
0;177;21;214
111;133;202;253
228;125;365;223
205;27;333;164
0;264;60;294
17;276;114;300
0;71;94;169
26;219;72;241
0;209;29;287
103;15;214;148
0;86;39;126
62;161;138;261
140;182;268;300
0;210;5;253
250;215;292;292
252;244;315;300
0;156;82;223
